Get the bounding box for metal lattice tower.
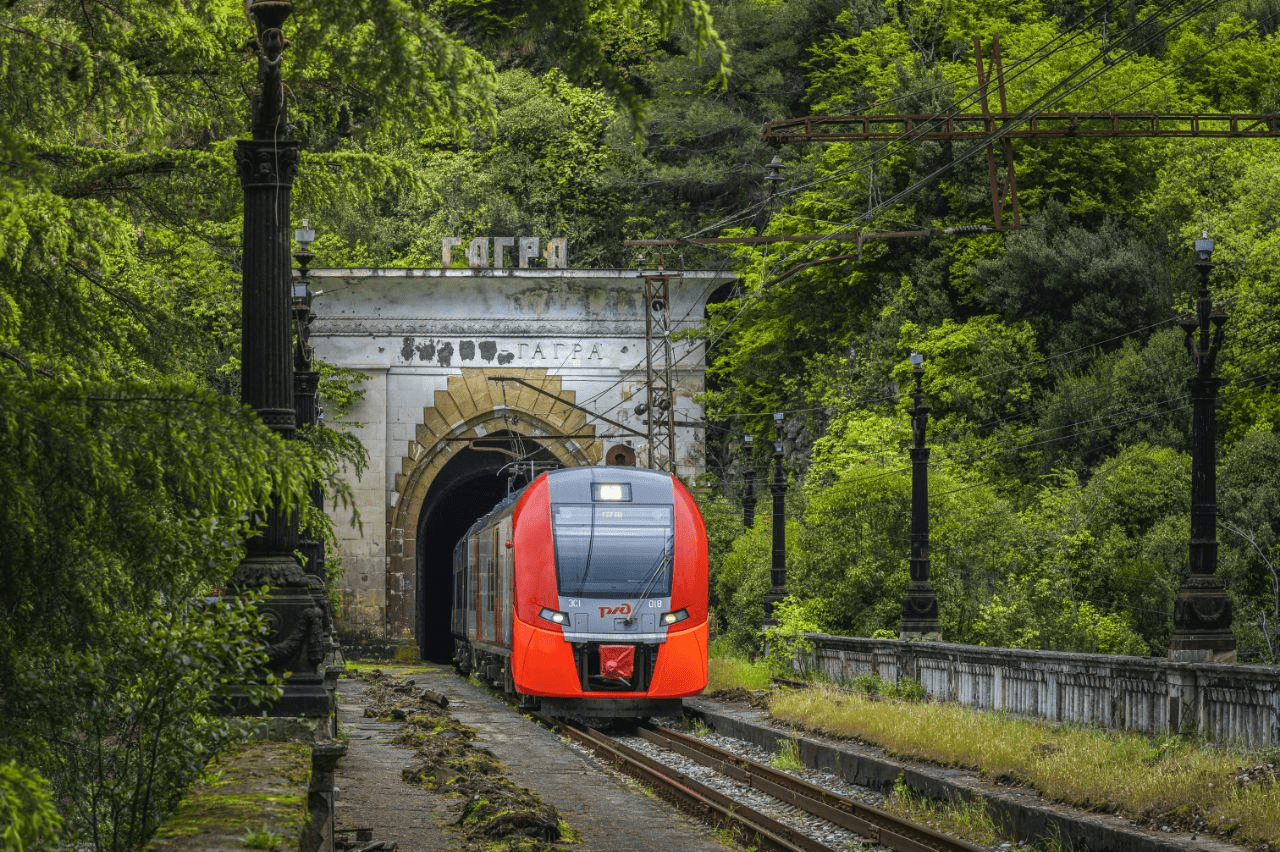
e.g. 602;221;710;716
641;273;679;471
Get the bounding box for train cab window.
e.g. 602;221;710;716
551;503;674;598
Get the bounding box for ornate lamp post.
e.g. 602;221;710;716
1169;233;1235;662
764;413;787;625
741;434;756;528
225;0;327;716
899;354;940;639
292;220;323;582
292;222;337;642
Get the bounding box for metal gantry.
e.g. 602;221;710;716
762;34;1280;232
641;272;679;472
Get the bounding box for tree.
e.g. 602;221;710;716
0;0;730;844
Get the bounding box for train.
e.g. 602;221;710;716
451;465;708;717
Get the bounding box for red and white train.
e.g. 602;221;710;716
451;466;708;717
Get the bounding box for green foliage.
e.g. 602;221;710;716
771;738;804;771
0;761;61;850
242;824;285;851
764;597;822;673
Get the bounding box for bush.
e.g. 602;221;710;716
0;761;61;850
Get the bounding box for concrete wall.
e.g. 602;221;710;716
797;634;1280;746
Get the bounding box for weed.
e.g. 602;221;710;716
686;717;711;737
241;825;283;851
887;773;1001;845
771;739;804;772
887;676;926;702
706;654;772;692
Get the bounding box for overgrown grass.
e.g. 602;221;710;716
771;739;804;772
885;773;1003;847
341;658;439;677
770;687;1280;846
705;653;772;693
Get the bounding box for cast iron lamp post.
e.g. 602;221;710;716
292;221;335;638
763;413;787;626
741;434;756;528
292;220;323;583
225;0;327;716
899;353;940;639
1169;233;1236;661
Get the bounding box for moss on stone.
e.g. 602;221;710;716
147;741;310;850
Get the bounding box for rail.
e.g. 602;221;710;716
537;714;981;852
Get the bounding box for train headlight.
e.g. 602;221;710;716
539;607;569;626
592;482;632;502
660;608;689;626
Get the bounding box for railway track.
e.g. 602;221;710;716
536;714;983;852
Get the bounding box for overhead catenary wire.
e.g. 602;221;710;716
648;1;1232;426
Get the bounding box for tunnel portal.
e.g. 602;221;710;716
414;436;557;661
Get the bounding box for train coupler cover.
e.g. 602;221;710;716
599;644;635;679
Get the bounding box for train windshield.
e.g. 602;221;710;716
552;503;674;598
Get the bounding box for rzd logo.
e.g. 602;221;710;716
599;604;632;617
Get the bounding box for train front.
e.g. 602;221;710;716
510;467;708;717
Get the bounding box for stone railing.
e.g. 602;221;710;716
795;634;1280;746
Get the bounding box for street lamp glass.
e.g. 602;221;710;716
764;155;785;183
910;353;924;366
1195;232;1214;262
291;281;309;303
294;219;315;250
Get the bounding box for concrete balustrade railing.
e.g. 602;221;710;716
794;634;1280;746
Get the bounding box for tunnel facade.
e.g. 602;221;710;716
308;267;730;653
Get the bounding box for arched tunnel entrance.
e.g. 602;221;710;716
414;434;560;661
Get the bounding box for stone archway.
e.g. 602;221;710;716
384;367;600;647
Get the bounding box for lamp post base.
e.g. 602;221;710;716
224;555;330;717
899;582;940;640
1169;575;1235;662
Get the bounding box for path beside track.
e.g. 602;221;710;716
335;664;734;851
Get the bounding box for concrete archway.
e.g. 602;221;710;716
385;368;599;652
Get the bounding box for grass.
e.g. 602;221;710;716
771;738;804;772
770;686;1280;846
885;773;1003;847
705;653;773;693
241;825;284;851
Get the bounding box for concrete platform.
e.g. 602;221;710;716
686;696;1251;852
335;665;733;852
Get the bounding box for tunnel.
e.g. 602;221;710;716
414;433;559;661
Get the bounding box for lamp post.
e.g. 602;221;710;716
764;413;787;626
292;220;321;581
754;155;786;234
292;222;335;632
1169;233;1235;662
741;434;756;529
899;354;940;640
225;0;327;716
